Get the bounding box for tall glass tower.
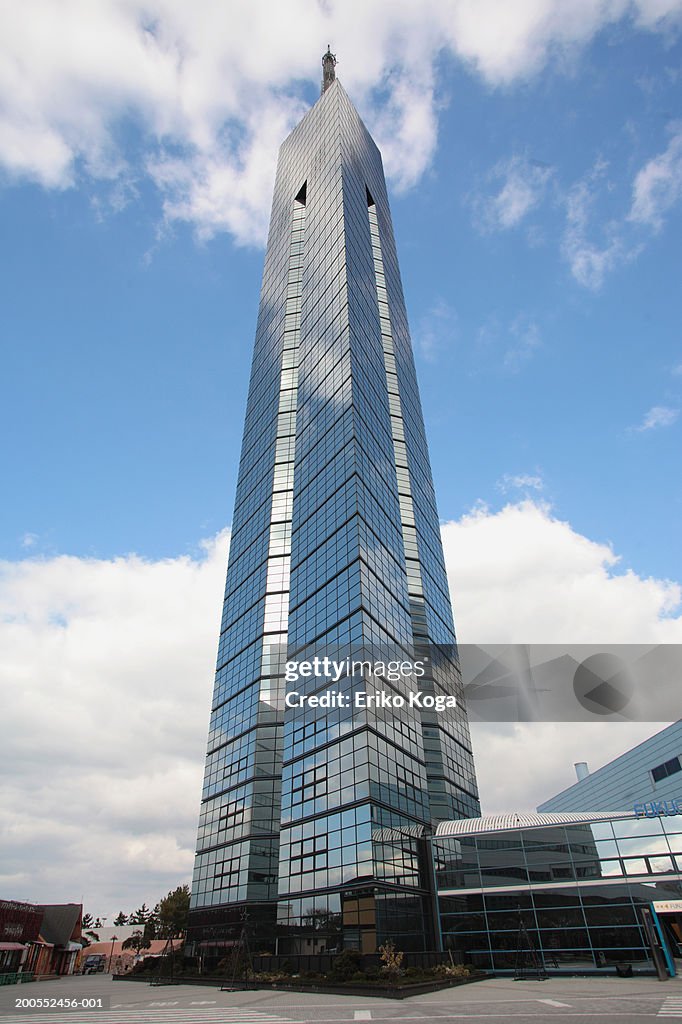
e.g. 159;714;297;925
187;51;480;959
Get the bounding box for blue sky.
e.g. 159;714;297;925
1;1;682;914
1;4;680;582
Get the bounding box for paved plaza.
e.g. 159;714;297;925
1;974;682;1024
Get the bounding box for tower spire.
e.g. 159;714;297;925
321;45;336;94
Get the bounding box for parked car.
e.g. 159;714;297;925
82;954;107;974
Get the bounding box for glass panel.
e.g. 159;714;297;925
582;903;637;927
599;859;624;877
623;858;648;875
613;818;665;838
617;835;672;858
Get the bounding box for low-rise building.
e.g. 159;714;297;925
0;900;82;977
76;938;172;975
538;722;682;814
433;810;682;974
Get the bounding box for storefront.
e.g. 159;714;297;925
0;901;41;975
0;901;82;978
433;810;682;974
0;942;26;973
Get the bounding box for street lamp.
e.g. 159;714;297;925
108;935;118;975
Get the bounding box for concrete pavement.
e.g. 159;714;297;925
1;972;681;1023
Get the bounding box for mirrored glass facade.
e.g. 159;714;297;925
187;76;479;957
435;813;682;972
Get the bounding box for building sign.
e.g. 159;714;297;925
0;901;42;944
633;799;682;818
653;901;682;914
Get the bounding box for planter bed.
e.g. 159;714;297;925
114;973;486;997
255;976;486;998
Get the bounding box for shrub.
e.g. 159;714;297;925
434;963;470;979
330;949;363;980
378;940;404;979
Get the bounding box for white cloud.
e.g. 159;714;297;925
631;404;680;431
560;159;639;289
0;532;229;914
505;312;542;370
1;1;681;243
146;98;305;244
475;156;554;232
476;312;542;371
471;721;669;815
497;473;544;493
560;125;682;288
442;498;682;811
629;124;682;230
2;502;681;912
632;0;682;31
414;299;458;363
370;70;439;194
445;0;628;84
473;124;682;288
442;500;682;645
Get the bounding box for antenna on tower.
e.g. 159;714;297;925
321;46;337;94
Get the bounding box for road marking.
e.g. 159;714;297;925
191;1001;218;1005
0;1015;661;1024
354;1012;372;1020
538;999;572;1008
0;1018;304;1024
0;1012;305;1024
659;996;682;1016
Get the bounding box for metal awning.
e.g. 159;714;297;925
0;942;26;951
435;810;633;838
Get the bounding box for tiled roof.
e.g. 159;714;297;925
83;940;172;957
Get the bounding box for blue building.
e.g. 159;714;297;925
187;51;480;959
538;723;682;816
